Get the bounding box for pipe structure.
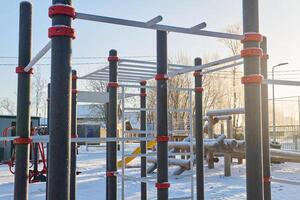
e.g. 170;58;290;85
14;2;32;200
48;0;73;199
242;0;264;199
206;108;245;116
261;37;271;200
224;119;233;177
140;81;147;200
107;50;118;200
70;70;78;200
194;57;204;200
156;30;169;200
46;83;50;200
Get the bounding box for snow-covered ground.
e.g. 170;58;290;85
1;145;300;200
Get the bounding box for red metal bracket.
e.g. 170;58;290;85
156;136;169;142
107;56;119;62
48;26;75;39
241;32;263;43
155;74;168;81
48;5;76;19
193;71;203;77
14;137;32;145
194;87;204;93
140;93;147;97
16;66;33;74
140;80;147;85
241;48;262;58
71;134;78;138
106;171;116;177
107;82;119;88
263;176;271;183
72;89;78;94
261;53;269;60
72;75;78;81
155;182;170;189
241;74;264;84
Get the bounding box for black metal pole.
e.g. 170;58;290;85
156;30;169;200
46;83;50;200
105;88;109;200
106;50;118;200
140;80;147;200
194;58;204;200
48;1;73;199
261;37;271;200
70;70;78;200
242;0;264;199
14;2;32;199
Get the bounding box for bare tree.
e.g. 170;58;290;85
0;98;16;115
32;67;46;116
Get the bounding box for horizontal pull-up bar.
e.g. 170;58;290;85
119;59;193;69
76;12;243;40
24;41;51;72
265;79;300;86
206;108;245;116
202;61;243;74
168;55;242;77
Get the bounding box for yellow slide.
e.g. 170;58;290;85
117;141;156;167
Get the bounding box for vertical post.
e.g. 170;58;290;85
105;89;109;200
156;30;169;200
48;0;74;199
242;0;264;199
224;118;232;177
207;116;214;169
46;83;50;200
140;80;147;200
261;37;271;200
70;70;78;200
14;2;32;200
106;50;118;200
194;58;204;200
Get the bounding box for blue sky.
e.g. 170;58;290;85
1;0;300;102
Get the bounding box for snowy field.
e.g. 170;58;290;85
1;144;300;200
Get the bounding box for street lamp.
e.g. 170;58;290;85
272;62;289;142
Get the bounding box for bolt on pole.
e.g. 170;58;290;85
156;30;169;200
14;2;32;200
106;49;118;200
242;0;264;199
140;81;147;200
48;0;73;199
70;70;78;200
194;58;204;200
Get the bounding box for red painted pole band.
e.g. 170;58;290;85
140;93;147;97
241;74;264;84
156;136;169;142
193;71;203;77
261;53;269;60
241;48;262;57
155;182;170;189
107;82;119;88
263;176;271;183
107;56;119;62
72;75;78;81
48;26;75;39
155;73;168;81
140;80;147;85
194;87;204;93
48;5;76;19
72;89;78;94
241;32;263;43
16;66;34;74
71;134;78;138
106;171;116;177
13;138;32;145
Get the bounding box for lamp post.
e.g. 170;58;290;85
272;62;289;142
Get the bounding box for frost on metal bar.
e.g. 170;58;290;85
168;55;242;77
24;41;51;72
265;79;300;86
76;12;243;40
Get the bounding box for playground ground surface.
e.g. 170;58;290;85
0;144;299;200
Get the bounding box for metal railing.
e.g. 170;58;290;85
270;125;300;151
